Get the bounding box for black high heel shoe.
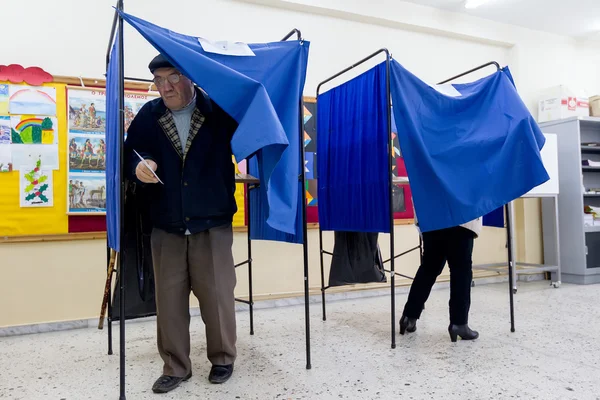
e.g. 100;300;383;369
399;315;417;335
448;324;479;342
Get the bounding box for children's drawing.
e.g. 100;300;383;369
11;115;58;144
68;134;106;172
20;159;53;207
0;84;8;115
0;116;10;144
0;145;12;172
9;85;57;116
68;88;106;134
68;173;106;213
11;144;59;171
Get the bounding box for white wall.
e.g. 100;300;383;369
3;0;509;94
4;0;600;111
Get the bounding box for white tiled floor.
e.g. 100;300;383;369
1;281;600;400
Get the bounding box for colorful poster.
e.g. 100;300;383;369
68;133;106;173
11;144;59;170
9;85;57;116
0;116;10;144
65;88;158;215
10;115;58;144
232;157;245;227
303;99;318;222
20;159;53;207
67;88;158;135
0;84;8;115
0;145;12;172
68;88;106;134
123;92;159;132
68;173;106;214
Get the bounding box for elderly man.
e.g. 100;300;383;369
124;54;239;394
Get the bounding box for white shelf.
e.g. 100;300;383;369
540;117;600;283
579;117;600;124
539;116;600;129
579;116;600;123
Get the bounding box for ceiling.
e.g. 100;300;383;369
402;0;600;39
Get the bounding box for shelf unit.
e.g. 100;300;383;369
539;116;600;283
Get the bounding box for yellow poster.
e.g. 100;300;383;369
0;81;68;236
232;157;245;227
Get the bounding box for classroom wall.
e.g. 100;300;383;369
0;225;508;328
4;0;599;106
2;0;599;327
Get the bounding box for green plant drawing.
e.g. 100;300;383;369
23;159;50;204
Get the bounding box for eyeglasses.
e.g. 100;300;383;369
153;73;182;87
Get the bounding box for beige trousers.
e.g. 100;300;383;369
150;224;237;377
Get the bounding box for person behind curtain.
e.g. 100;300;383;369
400;215;482;342
124;54;239;394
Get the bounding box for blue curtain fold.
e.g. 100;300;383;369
483;206;504;228
389;60;549;232
108;10;309;245
106;33;120;251
249;159;304;243
317;63;391;233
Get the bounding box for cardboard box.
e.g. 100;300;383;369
538;85;589;123
590;95;600;117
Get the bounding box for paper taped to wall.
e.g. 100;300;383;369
0;145;12;172
11;144;59;170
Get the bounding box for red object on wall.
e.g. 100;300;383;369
395;156;408;177
68;216;107;233
0;64;53;85
306;206;319;224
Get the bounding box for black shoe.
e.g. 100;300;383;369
448;324;479;342
399;315;417;335
152;372;192;394
209;364;234;384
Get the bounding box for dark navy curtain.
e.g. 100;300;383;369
317;63;391;233
483;207;504;228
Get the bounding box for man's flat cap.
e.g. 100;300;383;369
148;54;174;73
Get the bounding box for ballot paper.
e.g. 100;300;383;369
133;149;163;184
431;83;462;97
197;37;256;56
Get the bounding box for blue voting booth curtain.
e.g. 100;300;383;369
389;60;549;232
317;63;391;233
483;206;504;228
112;11;309;244
106;33;120;251
249;161;305;243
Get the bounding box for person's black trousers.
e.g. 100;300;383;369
403;226;475;325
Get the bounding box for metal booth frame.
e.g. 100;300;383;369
103;4;312;398
314;55;533;348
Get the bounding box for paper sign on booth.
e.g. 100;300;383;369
197;37;256;56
